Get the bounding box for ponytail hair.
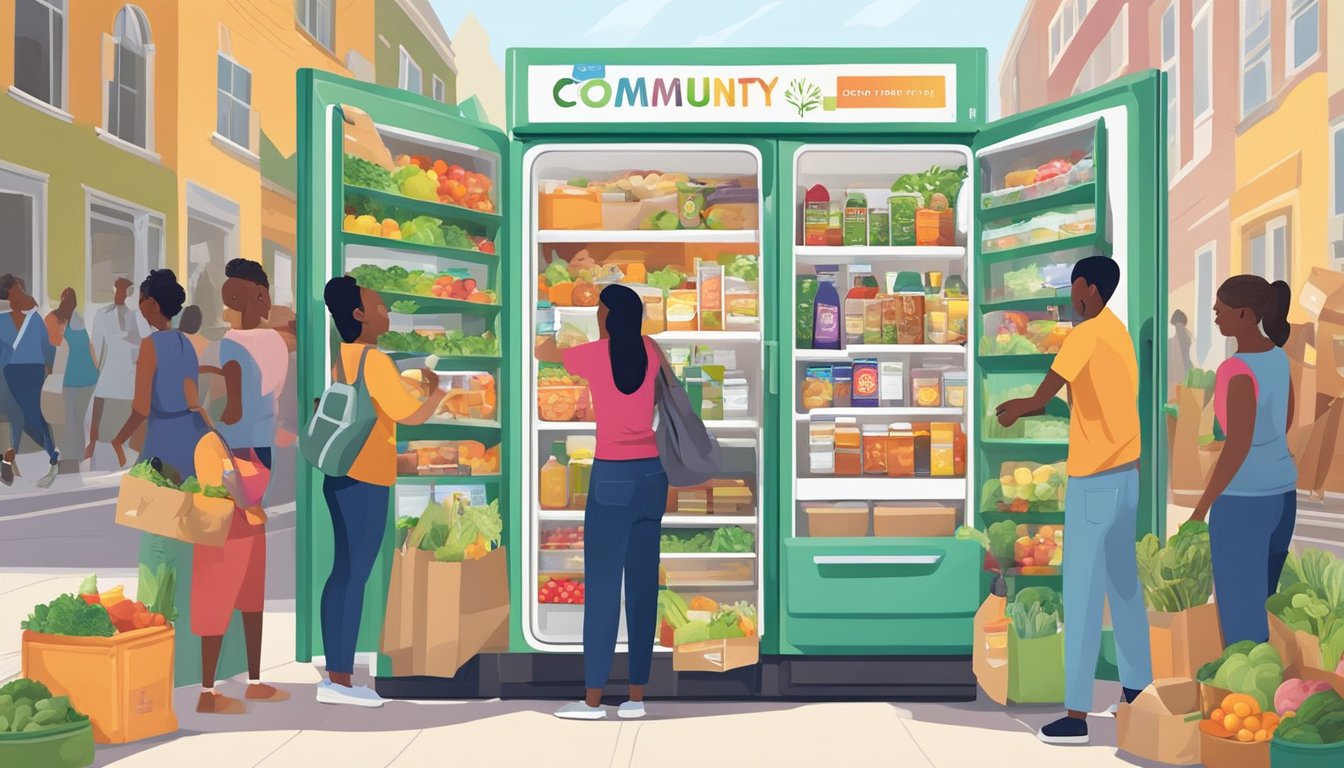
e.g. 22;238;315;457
599;283;648;395
1217;275;1293;348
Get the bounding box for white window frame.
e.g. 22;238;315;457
1191;0;1213;124
1249;216;1290;286
11;0;68;115
1332;119;1344;218
215;52;254;153
0;162;48;306
432;75;446;103
101;5;155;154
297;0;334;52
1195;243;1216;367
1050;16;1063;70
1072;4;1128;95
1162;1;1179;175
1332;241;1344;272
272;249;294;308
1240;0;1272;121
398;46;422;95
1286;0;1321;77
83;188;165;313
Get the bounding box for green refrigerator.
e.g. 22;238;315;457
295;49;1166;700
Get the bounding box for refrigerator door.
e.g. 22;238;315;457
970;70;1167;566
296;70;512;671
775;140;981;656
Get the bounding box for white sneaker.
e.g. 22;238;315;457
37;463;59;489
554;701;606;720
618;701;646;719
316;681;384;708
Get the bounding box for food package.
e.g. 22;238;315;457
872;504;954;537
673;636;759;673
802;503;869;537
989;461;1067;514
538;184;602;230
1116;679;1203;765
537;367;592;423
1149;603;1224;680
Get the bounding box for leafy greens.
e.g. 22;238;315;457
22;593;116;637
1136;520;1213;613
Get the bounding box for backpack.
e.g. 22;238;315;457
654;360;722;487
301;346;377;477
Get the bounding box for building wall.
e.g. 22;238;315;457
0;0;179;305
999;0;1062;116
375;0;456;102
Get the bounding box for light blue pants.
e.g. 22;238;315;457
1063;465;1152;712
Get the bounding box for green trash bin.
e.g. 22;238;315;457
0;718;95;768
1270;737;1344;768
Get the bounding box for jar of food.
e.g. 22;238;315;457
868;208;890;247
943;370;968;409
911;368;944;408
862;425;888;475
834;419;862;476
886;423;915;478
893;271;925;345
832;365;853;409
863;299;884;345
809;421;836;475
803;365;834;411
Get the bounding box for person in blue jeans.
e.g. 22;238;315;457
997;257;1152;745
1190;275;1297;644
554;284;669;721
0;273;59;488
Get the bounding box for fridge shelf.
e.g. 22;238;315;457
341;232;497;267
980;510;1066;525
979;296;1072;313
795;345;965;361
537;419;759;432
652;331;762;344
976;352;1057;370
796;407;963;420
980;232;1109;265
979;182;1097;224
795;477;966;502
384;352;503;370
659;552;758;560
980;437;1070;448
377;291;502;318
795;245;966;264
344;185;502;232
538;510;758;526
395;474;501;486
399;421;501;441
535;229;758;244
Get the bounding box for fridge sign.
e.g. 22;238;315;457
527;64;958;125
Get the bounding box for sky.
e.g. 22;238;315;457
430;0;1031;119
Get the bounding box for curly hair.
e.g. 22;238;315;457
140;269;187;321
225;257;270;289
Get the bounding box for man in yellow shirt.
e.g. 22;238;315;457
997;256;1151;745
315;276;447;708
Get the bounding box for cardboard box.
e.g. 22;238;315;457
1200;729;1269;768
803;502;869;537
1149;603;1224;680
1199;682;1233;716
873;504;955;537
1302;267;1344;399
1116;679;1203;765
673;635;759;672
1295;396;1344;496
538;187;602;230
1268;611;1327;673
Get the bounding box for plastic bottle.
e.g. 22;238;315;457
811;266;842;350
539;443;569;510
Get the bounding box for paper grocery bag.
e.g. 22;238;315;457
972;594;1009;704
1170;385;1213;504
1116;679;1203;765
1268;612;1325;674
381;546;431;676
115;476;196;542
1148;604;1223;679
1006;631;1065;704
413;547;509;679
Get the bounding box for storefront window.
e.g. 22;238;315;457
87;195;162;309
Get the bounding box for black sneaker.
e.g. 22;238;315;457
0;459;12;486
1038;716;1089;745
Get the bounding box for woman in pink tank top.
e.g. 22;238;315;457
555;284;669;721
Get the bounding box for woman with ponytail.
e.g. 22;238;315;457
554;283;669;721
1191;275;1297;644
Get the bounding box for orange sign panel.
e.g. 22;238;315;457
835;76;947;109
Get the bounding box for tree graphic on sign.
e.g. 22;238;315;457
785;79;823;118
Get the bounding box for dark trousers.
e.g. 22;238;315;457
320;474;389;675
1210;490;1297;644
3;364;57;463
583;457;669;690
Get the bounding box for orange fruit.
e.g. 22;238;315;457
1254;730;1268;742
1223;714;1242;732
1210;708;1225;722
1236;729;1254;743
1244;715;1261;732
1232;702;1252;718
1200;720;1233;739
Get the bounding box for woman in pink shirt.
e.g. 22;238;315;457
554;284;668;722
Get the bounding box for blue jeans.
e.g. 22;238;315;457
320;475;390;675
583;457;669;690
1063;465;1152;712
3;364;57;463
1210;490;1296;645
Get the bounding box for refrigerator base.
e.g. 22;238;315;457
375;654;976;702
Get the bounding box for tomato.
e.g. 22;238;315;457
448;165;466;181
478;241;495;255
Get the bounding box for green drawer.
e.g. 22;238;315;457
782;538;980;655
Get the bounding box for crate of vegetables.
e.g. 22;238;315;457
657;591;760;673
0;678;95;768
20;575;177;744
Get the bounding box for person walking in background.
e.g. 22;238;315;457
110;270;206;481
995;257;1151;745
1169;309;1193;399
1190;276;1297;644
45;288;98;475
179;305;209;361
0;274;59;487
554;284;669;722
315;276;445;707
88;276;142;463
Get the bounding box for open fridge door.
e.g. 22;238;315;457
296;70;513;677
519;142;774;666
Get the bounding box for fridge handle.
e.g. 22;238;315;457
766;340;778;396
812;554;942;566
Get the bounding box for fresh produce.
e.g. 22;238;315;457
538;577;584;605
397;155;496;213
645;266;685;292
998;263;1052;300
0;680;89;735
1007;586;1061;639
414;498;503;563
1276;689;1344;744
377;330;499;358
986;519;1019;573
127;461;228;498
890;165;968;208
541;526;583;550
1013;524;1062;570
722;254;759;282
1200;692;1282;743
659;527;754;554
1197;641;1284;713
1276;679;1333;715
1136;520;1213;613
390;300;420;314
342;154;398;193
1273;548;1344;671
21;593;115;637
348;264;495;305
1182;367;1216;391
992;462;1066;512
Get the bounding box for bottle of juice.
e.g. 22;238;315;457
539;443;569;510
844;265;873;346
886;423;915;478
843;192;869;246
944;274;969;345
925;271;948;345
804;184;831;246
811;266;842;350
